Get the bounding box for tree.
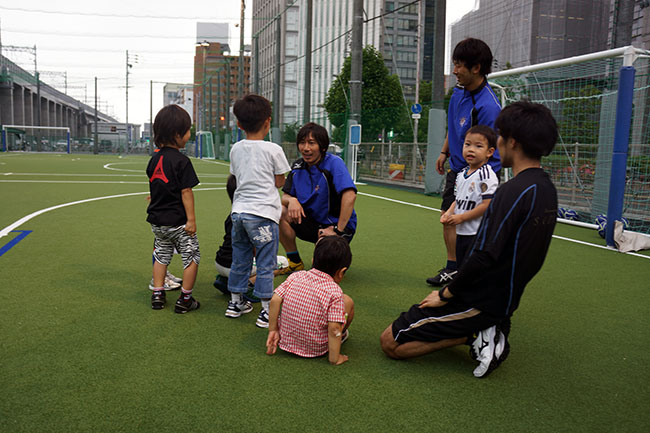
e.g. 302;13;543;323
324;46;405;142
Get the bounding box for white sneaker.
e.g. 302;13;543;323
148;277;181;291
472;326;499;378
166;271;183;285
225;300;254;318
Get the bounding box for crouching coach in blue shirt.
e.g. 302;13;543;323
277;122;357;275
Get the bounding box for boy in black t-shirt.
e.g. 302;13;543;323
380;101;558;378
146;105;201;314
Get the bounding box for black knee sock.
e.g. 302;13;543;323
286;251;301;263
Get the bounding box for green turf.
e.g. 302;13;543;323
1;153;649;432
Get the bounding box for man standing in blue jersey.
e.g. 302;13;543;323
427;38;502;287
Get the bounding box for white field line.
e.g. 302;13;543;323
357;191;650;260
0;187;224;238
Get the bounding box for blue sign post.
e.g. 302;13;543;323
349;124;362;145
411;103;422;114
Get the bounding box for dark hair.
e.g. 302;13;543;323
495;101;558;159
452;38;493;76
466;125;497;149
153;105;191;147
312;235;352;278
233;94;272;133
226;174;237;203
296;122;330;156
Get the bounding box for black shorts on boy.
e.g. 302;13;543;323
391;301;500;344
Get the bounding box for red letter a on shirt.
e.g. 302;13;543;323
150;156;169;183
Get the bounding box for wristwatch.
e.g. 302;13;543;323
333;225;347;236
438;287;451;301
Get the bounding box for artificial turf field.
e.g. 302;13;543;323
1;152;649;433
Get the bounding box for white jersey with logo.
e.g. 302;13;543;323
454;163;498;236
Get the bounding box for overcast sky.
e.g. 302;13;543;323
0;0;477;127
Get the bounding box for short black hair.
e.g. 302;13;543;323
452;38;493;76
466;125;497;149
233;94;272;133
296;122;330;156
153;105;191;148
226;174;236;203
312;235;352;278
495;100;558;159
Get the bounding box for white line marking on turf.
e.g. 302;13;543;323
358;191;650;260
0;187;224;239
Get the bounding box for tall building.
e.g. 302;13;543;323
252;0;433;126
193;41;250;132
163;83;194;122
449;0;612;77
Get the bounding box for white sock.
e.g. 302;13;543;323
231;293;242;304
261;299;270;312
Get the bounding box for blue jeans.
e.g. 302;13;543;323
228;213;279;300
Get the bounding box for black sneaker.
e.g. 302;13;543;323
151;291;166;310
225;300;253;318
174;295;200;314
255;309;269;328
213;275;230;296
426;268;458;286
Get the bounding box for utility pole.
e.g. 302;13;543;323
239;0;245;98
125;50;131;152
303;0;313;124
94;77;98;154
413;0;425;143
349;0;363;124
272;17;282;143
431;0;446;108
149;79;153;154
225;59;232;146
253;35;260;94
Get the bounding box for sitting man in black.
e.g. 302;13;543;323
380;101;559;378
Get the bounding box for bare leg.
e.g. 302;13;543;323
342;294;355;332
181;261;198;291
279;214;298;253
152;261;167;288
443;223;457;262
380;326;467;359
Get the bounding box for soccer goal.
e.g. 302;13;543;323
488;45;650;239
195;131;216;159
1;125;71;153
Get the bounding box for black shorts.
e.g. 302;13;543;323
391;301;500;344
291;214;355;244
441;168;501;211
441;170;458;211
455;234;476;267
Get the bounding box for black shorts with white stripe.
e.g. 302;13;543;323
391;301;501;344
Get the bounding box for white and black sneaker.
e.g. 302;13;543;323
426;268;458;286
225;300;253;318
166;271;183;286
148;277;181;291
255;309;269;328
471;324;510;378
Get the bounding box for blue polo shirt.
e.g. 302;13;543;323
447;80;502;173
282;153;357;232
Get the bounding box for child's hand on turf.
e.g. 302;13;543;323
266;330;280;355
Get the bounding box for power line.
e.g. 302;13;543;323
3;27;251;40
0;5;258;21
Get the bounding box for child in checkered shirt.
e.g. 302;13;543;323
266;236;355;365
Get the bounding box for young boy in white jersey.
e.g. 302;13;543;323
226;94;291;327
440;125;498;267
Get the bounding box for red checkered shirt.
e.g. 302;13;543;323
275;269;346;357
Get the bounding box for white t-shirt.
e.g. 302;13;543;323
229;139;291;224
454;163;499;236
